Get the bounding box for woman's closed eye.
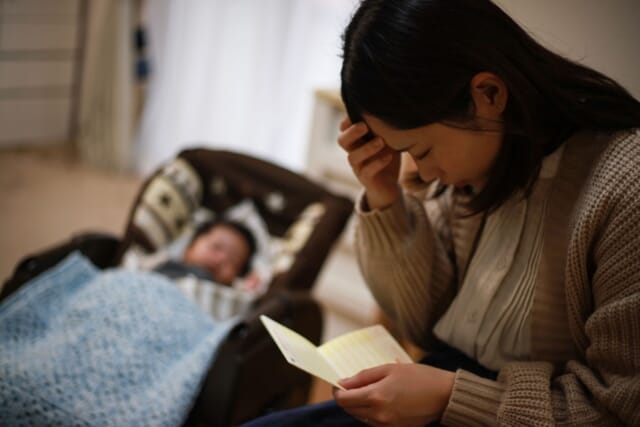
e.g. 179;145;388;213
412;148;431;161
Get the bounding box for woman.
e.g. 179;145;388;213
244;0;640;425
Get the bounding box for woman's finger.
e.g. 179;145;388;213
347;137;385;171
357;152;394;182
337;122;370;151
339;116;352;132
335;385;373;408
340;364;391;390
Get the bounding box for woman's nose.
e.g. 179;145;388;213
418;166;441;184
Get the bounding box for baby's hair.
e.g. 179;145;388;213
189;219;257;276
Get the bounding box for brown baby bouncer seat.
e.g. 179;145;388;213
1;148;353;426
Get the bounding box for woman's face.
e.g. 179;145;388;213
363;114;504;190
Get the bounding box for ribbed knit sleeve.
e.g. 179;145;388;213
354;191;457;348
443;130;640;426
552;130;640;425
443;369;505;426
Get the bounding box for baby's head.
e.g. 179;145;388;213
183;219;257;285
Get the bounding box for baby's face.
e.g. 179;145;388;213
183;225;250;285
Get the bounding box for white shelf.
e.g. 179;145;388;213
306;89;362;199
306;89;379;339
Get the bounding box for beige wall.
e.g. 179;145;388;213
495;0;640;98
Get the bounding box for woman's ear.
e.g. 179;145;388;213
469;72;508;118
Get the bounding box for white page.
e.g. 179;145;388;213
317;325;412;379
260;315;343;388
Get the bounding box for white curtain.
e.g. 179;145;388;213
78;0;136;172
135;0;358;175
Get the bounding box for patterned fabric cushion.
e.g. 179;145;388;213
130;158;203;251
124;159;327;292
119;149;354;295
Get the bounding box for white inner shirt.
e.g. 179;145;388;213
433;145;565;371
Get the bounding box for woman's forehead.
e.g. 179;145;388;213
363;113;428;151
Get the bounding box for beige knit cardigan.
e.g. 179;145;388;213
355;129;640;426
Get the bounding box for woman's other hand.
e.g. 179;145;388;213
334;363;455;427
338;117;401;210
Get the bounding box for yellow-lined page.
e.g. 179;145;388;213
260;315;342;388
317;325;412;379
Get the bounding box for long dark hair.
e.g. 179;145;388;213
341;0;640;213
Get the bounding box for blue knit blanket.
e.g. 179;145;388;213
0;252;238;426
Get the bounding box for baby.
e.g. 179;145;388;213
155;219;257;286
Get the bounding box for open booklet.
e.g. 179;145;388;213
260;315;413;390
